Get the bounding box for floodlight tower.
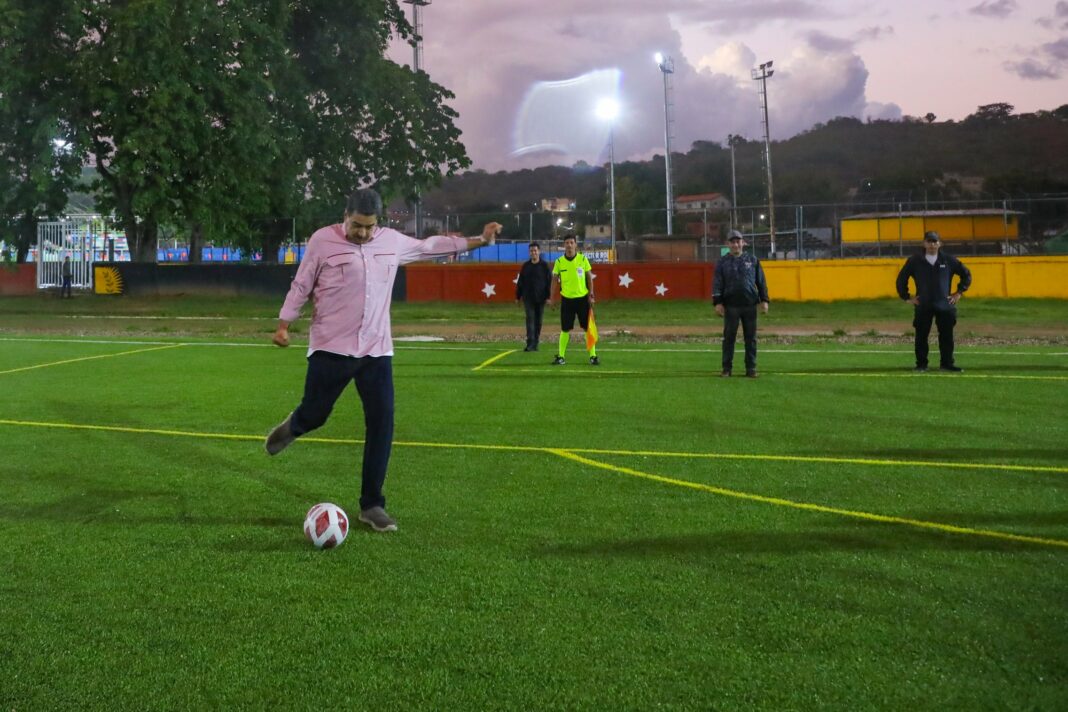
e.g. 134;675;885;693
751;60;775;256
404;0;431;238
727;134;740;231
655;53;675;235
596;98;620;255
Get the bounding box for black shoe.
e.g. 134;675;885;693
720;369;732;378
589;356;599;366
913;366;928;373
745;370;759;378
265;413;296;455
940;364;963;373
523;346;533;352
551;356;565;366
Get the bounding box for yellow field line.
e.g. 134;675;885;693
548;449;1068;550
480;368;640;375
0;417;1064;475
0;344;187;375
2;417;1065;549
472;349;518;371
565;446;1068;475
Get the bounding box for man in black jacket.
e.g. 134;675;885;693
515;242;552;351
713;230;770;377
896;231;972;372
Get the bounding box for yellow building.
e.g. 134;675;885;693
841;209;1023;244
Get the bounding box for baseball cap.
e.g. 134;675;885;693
923;231;941;242
727;230;744;241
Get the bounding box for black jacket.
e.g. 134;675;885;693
712;252;769;307
896;251;972;308
515;259;551;303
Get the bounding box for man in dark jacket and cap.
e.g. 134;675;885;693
896;231;972;372
713;230;769;378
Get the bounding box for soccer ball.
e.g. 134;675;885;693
303;503;349;549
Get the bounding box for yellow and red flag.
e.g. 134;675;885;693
586;306;598;351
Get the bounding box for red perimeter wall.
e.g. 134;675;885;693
0;264;36;296
404;262;713;303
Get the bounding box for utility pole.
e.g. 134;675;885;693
751;60;775;257
728;134;739;231
404;0;430;238
655;53;675;235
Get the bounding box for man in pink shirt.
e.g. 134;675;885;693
265;188;501;532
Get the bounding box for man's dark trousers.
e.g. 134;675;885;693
524;300;544;349
914;305;956;368
723;304;758;372
289;351;394;511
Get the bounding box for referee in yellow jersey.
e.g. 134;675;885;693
549;235;598;366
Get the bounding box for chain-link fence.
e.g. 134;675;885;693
17;195;1066;266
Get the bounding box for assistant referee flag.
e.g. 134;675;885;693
586;306;598;351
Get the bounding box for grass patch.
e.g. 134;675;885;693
1;335;1066;709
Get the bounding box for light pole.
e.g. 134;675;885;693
751;60;775;257
403;0;431;238
728;134;740;231
596;98;620;258
655;53;675;235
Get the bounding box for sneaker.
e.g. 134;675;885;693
359;506;397;532
523;346;533;352
940;364;963;373
551;356;566;366
745;370;759;378
720;369;732;378
589;356;600;366
265;413;295;456
913;366;928;373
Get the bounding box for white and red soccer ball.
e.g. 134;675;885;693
303;503;348;549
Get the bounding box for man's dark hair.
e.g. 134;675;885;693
563;234;576;242
529;241;540;249
346;188;382;217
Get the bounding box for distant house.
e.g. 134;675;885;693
585;224;611;240
541;197;576;212
674;192;731;213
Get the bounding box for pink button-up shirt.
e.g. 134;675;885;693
280;224;469;357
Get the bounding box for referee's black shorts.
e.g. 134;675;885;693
560;295;590;332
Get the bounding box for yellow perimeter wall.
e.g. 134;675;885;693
763;256;1068;301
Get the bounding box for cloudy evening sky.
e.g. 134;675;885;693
387;0;1068;172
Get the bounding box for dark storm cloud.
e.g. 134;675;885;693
804;30;855;53
1004;58;1060;79
401;1;897;170
968;0;1018;18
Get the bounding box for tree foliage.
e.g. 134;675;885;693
1;0;469;261
0;0;85;261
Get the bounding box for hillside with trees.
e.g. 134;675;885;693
425;103;1068;220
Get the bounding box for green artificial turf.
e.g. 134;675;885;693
1;330;1066;709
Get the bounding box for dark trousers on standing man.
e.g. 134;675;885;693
523;300;544;350
723;304;758;372
289;351;394;511
913;305;956;368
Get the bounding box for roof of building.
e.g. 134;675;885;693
675;192;727;202
843;209;1024;220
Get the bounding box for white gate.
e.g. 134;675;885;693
36;217;96;290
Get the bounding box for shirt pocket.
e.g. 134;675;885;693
369;252;397;284
319;252;353;289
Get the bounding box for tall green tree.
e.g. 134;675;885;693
0;0;85;262
6;0;468;262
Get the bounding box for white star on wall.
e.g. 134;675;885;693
618;272;634;288
481;283;497;298
654;282;669;296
